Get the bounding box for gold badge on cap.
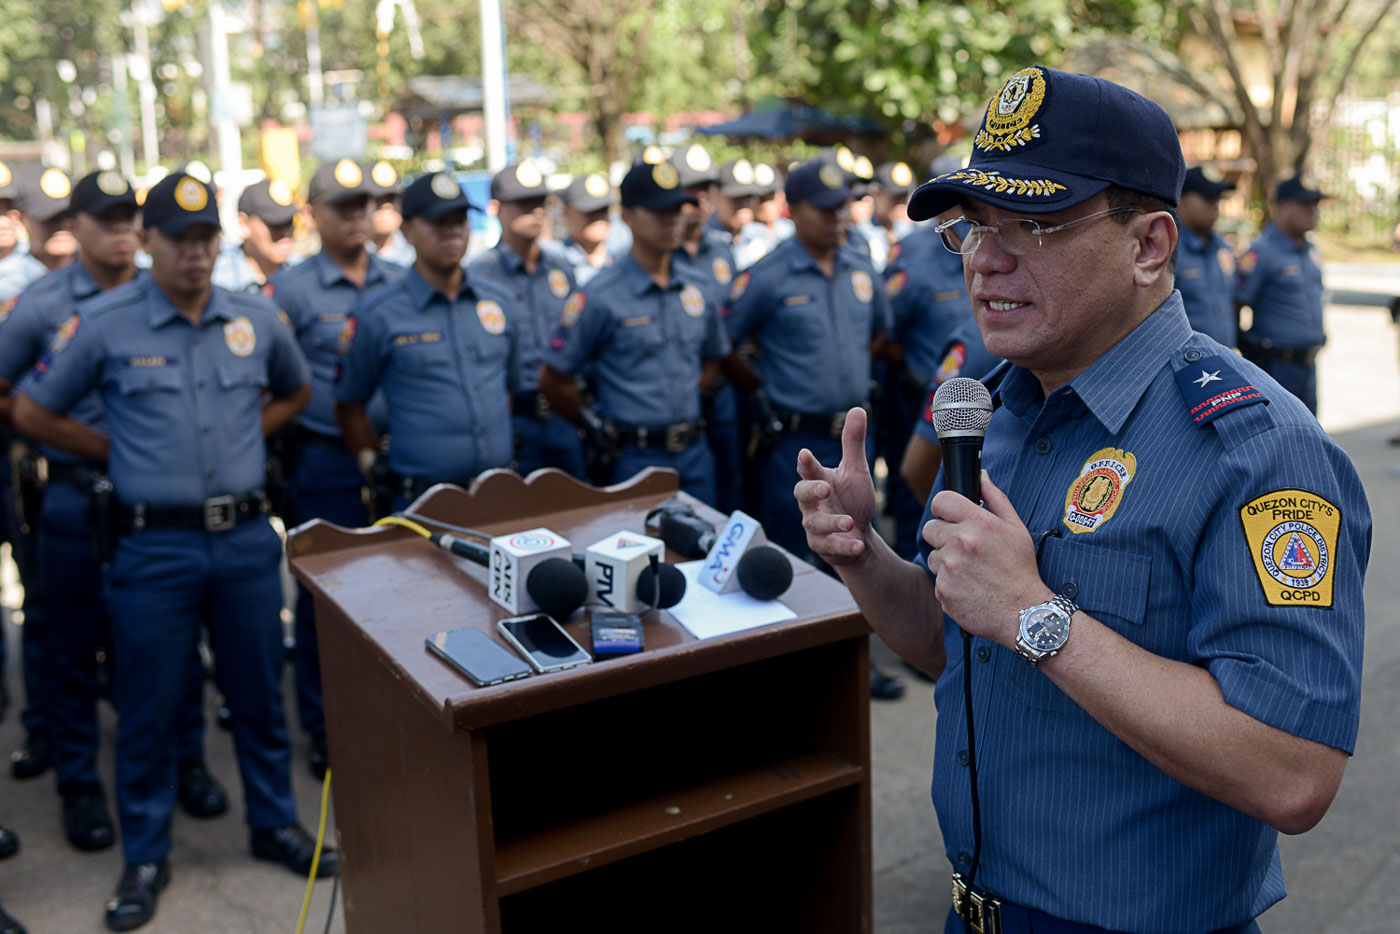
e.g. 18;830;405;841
976;66;1049;153
268;180;294;206
39;168;71;200
371;161;398;188
431;173;460;200
97;172;127;196
476;300;506;335
732;159;755;186
1240;489;1340;608
174;177;208;212
334;159;362;188
652;162;679;190
515;162;544;189
851;270;873;303
642;146;665;165
835;147;855;172
754;163;776;187
685;146;712;172
0;163;10;188
223;316;257;357
853;155;873;178
680;284;706;318
1201;164;1224;183
584;174;609;198
819;165;844;190
891;162;914;187
1063;448;1136;534
548;268;570;298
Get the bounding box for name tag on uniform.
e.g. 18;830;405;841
394;331;443;346
621;315;654;328
1280;265;1301;277
126;355;176;368
783;294;813;307
933;290;964;302
318;312;346;323
1179;268;1203;280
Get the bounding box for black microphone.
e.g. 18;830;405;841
434;534;590;620
930;377;994;502
735;545;793;601
570;552;688;609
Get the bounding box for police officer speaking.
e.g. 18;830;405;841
795;66;1368;933
14;172;331;932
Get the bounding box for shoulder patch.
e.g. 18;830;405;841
886;270;907;297
1240;489;1339;607
0;295;16;324
729;270;750;302
49;314;81;355
1174;354;1267;427
1238;250;1258;276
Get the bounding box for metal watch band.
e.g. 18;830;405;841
1049;593;1079;620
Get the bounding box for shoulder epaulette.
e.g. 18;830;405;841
1173;351;1268;428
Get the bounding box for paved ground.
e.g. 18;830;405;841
1;265;1398;933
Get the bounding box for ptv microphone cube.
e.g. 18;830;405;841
698;510;767;594
488;528;573;614
585;532;664;613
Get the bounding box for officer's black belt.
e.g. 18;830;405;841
46;461;106;489
950;873;1258;934
1240;334;1320;367
296;425;347;448
614;420;704;454
511;391;555;421
117;490;269;534
773;404;868;441
388;471;476;502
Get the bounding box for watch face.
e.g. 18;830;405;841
1022;606;1069;650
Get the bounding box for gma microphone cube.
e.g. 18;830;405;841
585;532;665;613
698;510;767;595
488;528;574;614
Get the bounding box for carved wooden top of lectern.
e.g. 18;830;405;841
287;467;865;733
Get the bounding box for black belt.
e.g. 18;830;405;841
386;471;475;502
614;420;704;454
511;391;555;421
46;461;106;489
296;425;346;448
773;405;867;441
117;490;269;533
1240;334;1320;366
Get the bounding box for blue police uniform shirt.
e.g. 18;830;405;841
723;237;889;414
884;225;972;381
26;279;309;507
671;228;737;305
0;251;49;304
466;242;577;395
911;324;1003;446
335;267;517;483
1176;226;1237;346
0;262;141;463
1235;223;1327;349
367;230;415;267
270;250;403;437
546;238;611;287
853;219;892;272
913;294;1368;930
734;220;790;271
544;253;730;427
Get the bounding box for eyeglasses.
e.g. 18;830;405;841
934;206;1143;256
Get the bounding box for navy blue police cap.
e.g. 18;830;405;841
142;173;220;236
401;172;478;221
1181;166;1236;198
619;160;696;211
874;161;918;195
15;166;73;221
785;160;853;210
307;159;370;206
669;143;720;188
907;65;1185;220
71;170;139;217
1275;173;1327;202
562;172;614;212
363;159;403;197
490;161;550;203
0;161;17;202
237;178;298;226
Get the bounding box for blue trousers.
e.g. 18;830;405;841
885;382;927;561
285;443;368;741
39;479;207;796
704;386;743;515
1259;357;1317;415
761;431;873;560
513;412;587;479
108;520;296;864
613;438;717;507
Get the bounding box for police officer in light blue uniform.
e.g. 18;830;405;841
335;171;517;510
552;172;615;286
797;65;1368;934
723;159;889;559
540;159;731;504
467;162;586;478
1175;166;1238;346
14;172;331;931
1236;174;1328;414
270;158;405;780
364;159;416;268
211;179;299;294
0;168;76;304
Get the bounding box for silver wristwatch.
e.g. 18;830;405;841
1015;594;1078;666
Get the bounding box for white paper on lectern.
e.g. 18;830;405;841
668;560;797;640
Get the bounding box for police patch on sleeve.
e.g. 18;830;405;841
560;291;585;327
729;270;750;302
337;316;357;355
1063;447;1136;534
1240;489;1339;607
1238;250;1258;276
885;271;907;297
49;314;81;355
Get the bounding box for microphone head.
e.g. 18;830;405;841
931;377;993;440
525;557;590;621
635;562;687;609
735;545;793;601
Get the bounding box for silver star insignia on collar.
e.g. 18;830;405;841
1194;369;1223;388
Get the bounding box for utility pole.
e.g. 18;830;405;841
130;0;160;175
478;0;507;171
208;2;243;234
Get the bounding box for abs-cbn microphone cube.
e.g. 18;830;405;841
585;532;665;613
489;529;573;614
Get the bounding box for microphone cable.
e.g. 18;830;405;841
400;511;491;542
293;766;334;934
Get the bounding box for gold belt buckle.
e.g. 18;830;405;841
951;873;1002;934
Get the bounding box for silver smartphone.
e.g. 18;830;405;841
496;613;593;673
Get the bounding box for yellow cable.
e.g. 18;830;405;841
372;515;434;539
294;766;333;934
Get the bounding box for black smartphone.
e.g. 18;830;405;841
496;614;593;673
426;626;532;687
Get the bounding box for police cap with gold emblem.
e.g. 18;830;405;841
490;161;549;203
0;160;16;203
785;159;853;210
717;159;762;198
307;158;371;206
669;143;720;189
1275;173;1327;203
562;172;613;212
907;65;1185;220
237;178;298;226
874;161;917;195
619;159;697;211
1181;166;1236;198
363;159;403;197
70;170;140;217
15;166;73;221
142;172;220;236
401;171;478;221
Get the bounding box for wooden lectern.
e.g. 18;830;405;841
287;468;873;933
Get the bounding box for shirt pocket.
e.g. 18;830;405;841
1004;534;1153;713
114;365;184;395
613;319;664;366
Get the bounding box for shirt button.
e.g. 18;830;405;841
976;645;991;663
1062;582;1078;600
206;470;215;480
1034;436;1052;455
957;748;969;766
197;381;206;389
1184;349;1203;362
957;850;971;867
201;426;210;435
